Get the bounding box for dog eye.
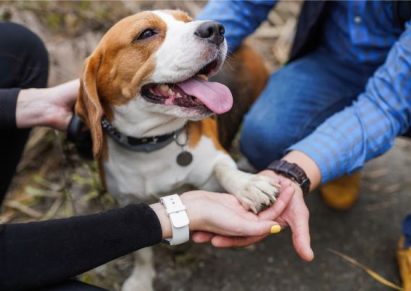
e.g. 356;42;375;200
135;29;157;41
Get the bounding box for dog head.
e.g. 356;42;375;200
76;10;233;158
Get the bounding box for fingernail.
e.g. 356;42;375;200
270;225;281;234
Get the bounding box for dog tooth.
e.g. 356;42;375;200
176;92;182;98
197;74;208;81
159;84;168;93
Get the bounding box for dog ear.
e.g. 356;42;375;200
75;52;104;159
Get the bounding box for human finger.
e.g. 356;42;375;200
259;184;294;220
191;231;214;243
287;204;314;261
211;234;268;248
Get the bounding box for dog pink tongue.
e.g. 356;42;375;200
177;78;233;114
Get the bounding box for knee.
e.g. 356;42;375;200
240;112;300;170
7;23;48;65
1;23;49;87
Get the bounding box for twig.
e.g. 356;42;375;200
41;196;64;220
5;201;42;219
0;210;16;224
328;249;402;290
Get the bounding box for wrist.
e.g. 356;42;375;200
180;191;205;230
151;192;204;240
282;151;321;191
16;88;47;128
267;159;311;195
159;194;190;245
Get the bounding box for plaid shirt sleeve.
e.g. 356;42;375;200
196;0;276;52
289;21;411;183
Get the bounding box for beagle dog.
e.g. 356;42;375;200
75;10;274;290
76;10;277;212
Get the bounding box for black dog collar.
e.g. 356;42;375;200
67;114;94;159
101;117;185;153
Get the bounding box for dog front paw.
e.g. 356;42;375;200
236;175;280;213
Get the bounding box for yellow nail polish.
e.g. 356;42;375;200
270;225;281;234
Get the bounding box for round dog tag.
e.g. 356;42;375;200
176;151;193;167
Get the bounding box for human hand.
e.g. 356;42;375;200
150;190;282;241
192;172;314;262
16;79;79;131
260;171;313;261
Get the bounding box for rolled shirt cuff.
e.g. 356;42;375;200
287;129;350;184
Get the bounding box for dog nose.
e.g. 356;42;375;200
194;21;225;46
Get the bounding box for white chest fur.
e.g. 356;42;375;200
104;132;233;201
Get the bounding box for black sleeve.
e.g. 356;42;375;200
0;88;20;130
0;203;162;291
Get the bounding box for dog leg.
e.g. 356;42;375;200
122;247;155;291
213;161;280;213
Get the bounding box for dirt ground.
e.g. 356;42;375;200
1;1;410;290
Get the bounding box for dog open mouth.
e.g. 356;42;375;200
141;59;233;114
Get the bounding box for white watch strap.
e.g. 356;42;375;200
160;194;190;245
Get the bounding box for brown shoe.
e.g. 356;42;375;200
398;237;411;291
320;172;361;210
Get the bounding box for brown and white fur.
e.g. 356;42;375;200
76;10;274;291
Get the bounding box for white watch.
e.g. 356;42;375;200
160;194;190;245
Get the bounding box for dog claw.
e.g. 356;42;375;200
239;197;258;213
234;174;280;213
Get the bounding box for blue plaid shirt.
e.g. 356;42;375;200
198;1;411;183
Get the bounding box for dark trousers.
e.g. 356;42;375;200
0;22;107;291
41;280;106;291
0;22;48;203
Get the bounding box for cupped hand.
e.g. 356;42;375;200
181;191;281;238
16;79;79;131
192;172;314;262
45;79;80;130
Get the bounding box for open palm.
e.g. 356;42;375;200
192;171;314;262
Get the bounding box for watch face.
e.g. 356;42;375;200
170;212;190;227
